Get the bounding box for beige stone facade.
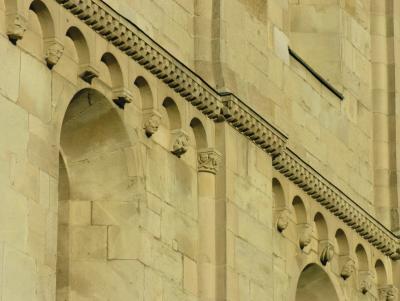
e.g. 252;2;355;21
0;0;399;300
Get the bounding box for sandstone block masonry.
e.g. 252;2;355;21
0;0;399;300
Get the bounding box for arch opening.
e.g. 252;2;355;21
29;0;54;39
313;212;328;240
66;26;90;66
134;76;153;112
162;97;181;130
356;244;369;271
293;196;307;224
295;264;339;301
190;117;207;150
375;260;388;287
56;88;138;300
101;52;123;89
335;229;349;256
272;178;285;209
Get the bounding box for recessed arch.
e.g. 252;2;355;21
59;88;130;197
292;196;307;224
134;76;153;111
334;229;349;256
313;212;328;240
272;178;286;209
101;52;123;89
29;0;55;39
295;264;339;301
162;97;181;130
57;88;138;300
375;260;388;287
66;26;90;66
190;117;208;150
355;244;369;271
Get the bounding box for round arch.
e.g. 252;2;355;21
295;264;340;301
56;88;137;300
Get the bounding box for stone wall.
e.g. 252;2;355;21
101;0;382;219
0;0;398;300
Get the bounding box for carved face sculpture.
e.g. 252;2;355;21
276;210;289;233
7;14;27;43
299;225;312;250
171;133;189;157
320;242;334;265
360;275;372;294
144;114;160;137
340;259;355;280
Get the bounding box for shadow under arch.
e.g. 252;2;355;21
57;88;137;300
295;264;340;301
190;117;208;150
29;0;54;37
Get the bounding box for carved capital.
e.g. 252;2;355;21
45;39;64;69
79;64;99;83
143;110;161;137
340;257;355;280
379;285;398;301
6;13;27;44
197;148;222;175
319;240;334;265
112;87;133;109
276;208;290;233
298;223;312;250
171;129;189;158
359;271;374;295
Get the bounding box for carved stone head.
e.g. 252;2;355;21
45;40;64;69
340;258;355;280
276;209;290;233
298;223;312;250
359;271;373;295
143;113;161;137
171;129;189;158
319;240;334;266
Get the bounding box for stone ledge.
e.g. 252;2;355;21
221;93;287;157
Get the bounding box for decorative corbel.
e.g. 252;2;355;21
197;148;222;175
298;223;312;250
379;285;398;301
6;13;27;44
359;271;374;295
390;248;400;261
340;257;355;280
319;240;334;265
112;87;133;109
171;129;189;158
143;109;162;137
44;38;64;69
275;208;290;233
79;64;99;84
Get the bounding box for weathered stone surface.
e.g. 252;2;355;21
0;0;398;300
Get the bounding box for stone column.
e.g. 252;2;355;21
197;148;221;301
